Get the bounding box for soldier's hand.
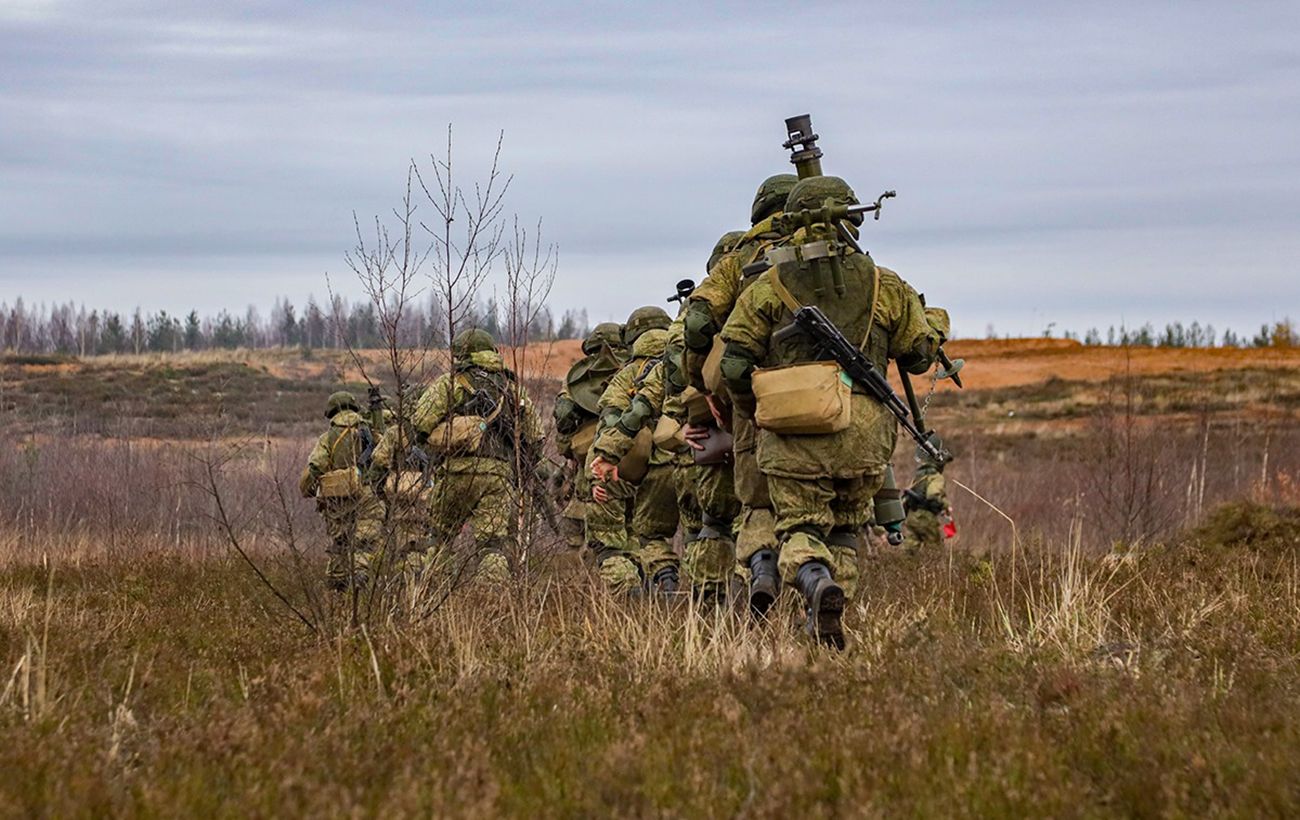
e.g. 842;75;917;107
682;424;711;452
592;484;611;503
705;394;732;431
590;456;620;484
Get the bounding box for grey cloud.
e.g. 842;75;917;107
1;0;1297;336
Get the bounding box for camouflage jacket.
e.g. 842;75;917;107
553;346;623;457
720;247;939;480
300;410;372;497
905;471;948;515
594;329;674;467
412;351;544;477
684;214;789;390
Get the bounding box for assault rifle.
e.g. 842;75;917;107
774;304;952;465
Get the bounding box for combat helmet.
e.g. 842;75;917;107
582;322;624;356
630;327;669;360
451;328;497;360
623;306;671;347
784;175;859;219
325;390;359;419
752;174;799;226
707;230;747;273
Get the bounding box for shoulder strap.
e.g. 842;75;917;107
863;261;881;352
768;266;803;314
327;425;355;466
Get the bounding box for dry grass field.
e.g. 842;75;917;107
0;341;1297;816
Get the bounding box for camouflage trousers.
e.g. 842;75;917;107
688;461;741;590
634;463;681;579
732;416;777;581
674;460;705;579
318;491;385;588
558;455;592;552
902;509;943;552
767;472;884;600
424;467;513;580
585;463;638;593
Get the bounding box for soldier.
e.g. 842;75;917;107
719;175;942;648
591;313;715;598
553;323;627;553
585;306;671;594
366;385;434;569
682;175;798;616
299;391;385;590
412;328;544;581
902;438;955;551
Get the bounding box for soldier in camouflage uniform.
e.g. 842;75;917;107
592;314;715;598
585;307;671;594
682;175;798;615
366;386;434;568
719;176;942;647
299;391;385;590
412;329;545;581
553;323;627;552
902;438;953;551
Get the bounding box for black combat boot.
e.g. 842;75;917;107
748;550;780;619
794;561;845;650
651;565;680;596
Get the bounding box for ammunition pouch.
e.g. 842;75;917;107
616;427;655;484
318;468;363;499
701;337;726;397
681;387;714;426
652;415;689;454
565;419;599;461
425;415;491;455
752;362;851;435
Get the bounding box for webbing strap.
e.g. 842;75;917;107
770;261;880;352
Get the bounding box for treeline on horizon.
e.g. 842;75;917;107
0;296;592;356
0;296;1295;357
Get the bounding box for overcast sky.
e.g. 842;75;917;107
1;0;1297;337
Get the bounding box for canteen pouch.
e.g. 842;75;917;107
682;386;714;426
752;361;851;435
319;467;362;498
702;336;727;396
617;427;655;484
652;415;689;454
425;415;488;454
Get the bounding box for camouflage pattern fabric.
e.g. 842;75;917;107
902;470;948;551
632;463;679;578
411;350;543;578
300;409;383;588
720;232;940;593
766;474;879;593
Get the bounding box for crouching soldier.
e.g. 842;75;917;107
902;438;956;551
412;329;544;581
299;391;385;591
